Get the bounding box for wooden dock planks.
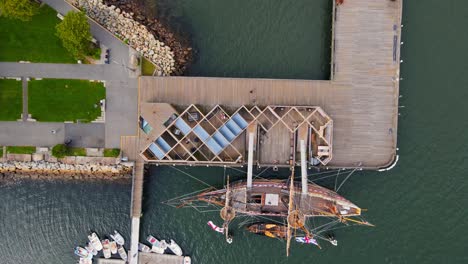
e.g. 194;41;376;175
137;0;402;169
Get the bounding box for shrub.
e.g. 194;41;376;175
104;148;120;158
52;144;68;158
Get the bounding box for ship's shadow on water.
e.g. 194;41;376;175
140;165;373;264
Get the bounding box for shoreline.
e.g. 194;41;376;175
103;0;193;75
0;161;132;182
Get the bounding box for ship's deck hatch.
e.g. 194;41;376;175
265;194;279;206
249;194;262;204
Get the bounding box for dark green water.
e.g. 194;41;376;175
1;0;468;263
153;0;332;79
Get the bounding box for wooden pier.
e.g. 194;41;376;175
138;0;403;169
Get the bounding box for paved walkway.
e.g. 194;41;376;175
21;77;28;121
0;122;65;146
0;122;107;148
65;123;105;147
0;62;127;80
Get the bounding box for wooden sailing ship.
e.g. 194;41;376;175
169;120;372;256
195;179;361;218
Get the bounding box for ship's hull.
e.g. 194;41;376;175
197;179;361;218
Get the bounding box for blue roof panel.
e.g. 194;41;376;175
148;143;165;159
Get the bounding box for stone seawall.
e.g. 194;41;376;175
103;0;193;75
72;0;176;75
0;161;133;181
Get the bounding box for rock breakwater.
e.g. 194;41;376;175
103;0;193;75
0;161;132;181
72;0;177;76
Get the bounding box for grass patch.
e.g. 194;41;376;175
0;79;22;121
0;147;3;157
52;144;86;158
29;79;105;122
7;146;36;154
104;148;120;157
0;5;76;63
142;58;156;76
69;147;86;156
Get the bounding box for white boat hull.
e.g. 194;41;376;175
168;239;183;256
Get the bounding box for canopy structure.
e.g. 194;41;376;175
138;103;333;167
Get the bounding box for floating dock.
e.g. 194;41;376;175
96;258;126;264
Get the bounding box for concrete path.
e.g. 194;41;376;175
104;80;138;148
65;123;105;147
0;122;65;146
0;62;127;80
21;77;28;121
0;122;106;148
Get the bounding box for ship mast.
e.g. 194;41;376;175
220;175;235;243
286;167;295;256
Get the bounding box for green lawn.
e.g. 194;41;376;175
0;5;76;63
29;79;105;122
0;147;3;157
142;58;156;76
104;148;120;157
7;146;36;154
0;79;22;120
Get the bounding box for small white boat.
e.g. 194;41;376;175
147;235;168;254
117;245;128;261
102;239;111;259
110;230;125;246
110;240;118;254
87;232;103;251
167;239;183;256
85;242;98;256
184;256;191;264
74;246;90;258
151;244;165;254
138;243;151;253
146;235;159;246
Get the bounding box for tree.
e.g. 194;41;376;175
0;0;37;21
56;11;92;59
